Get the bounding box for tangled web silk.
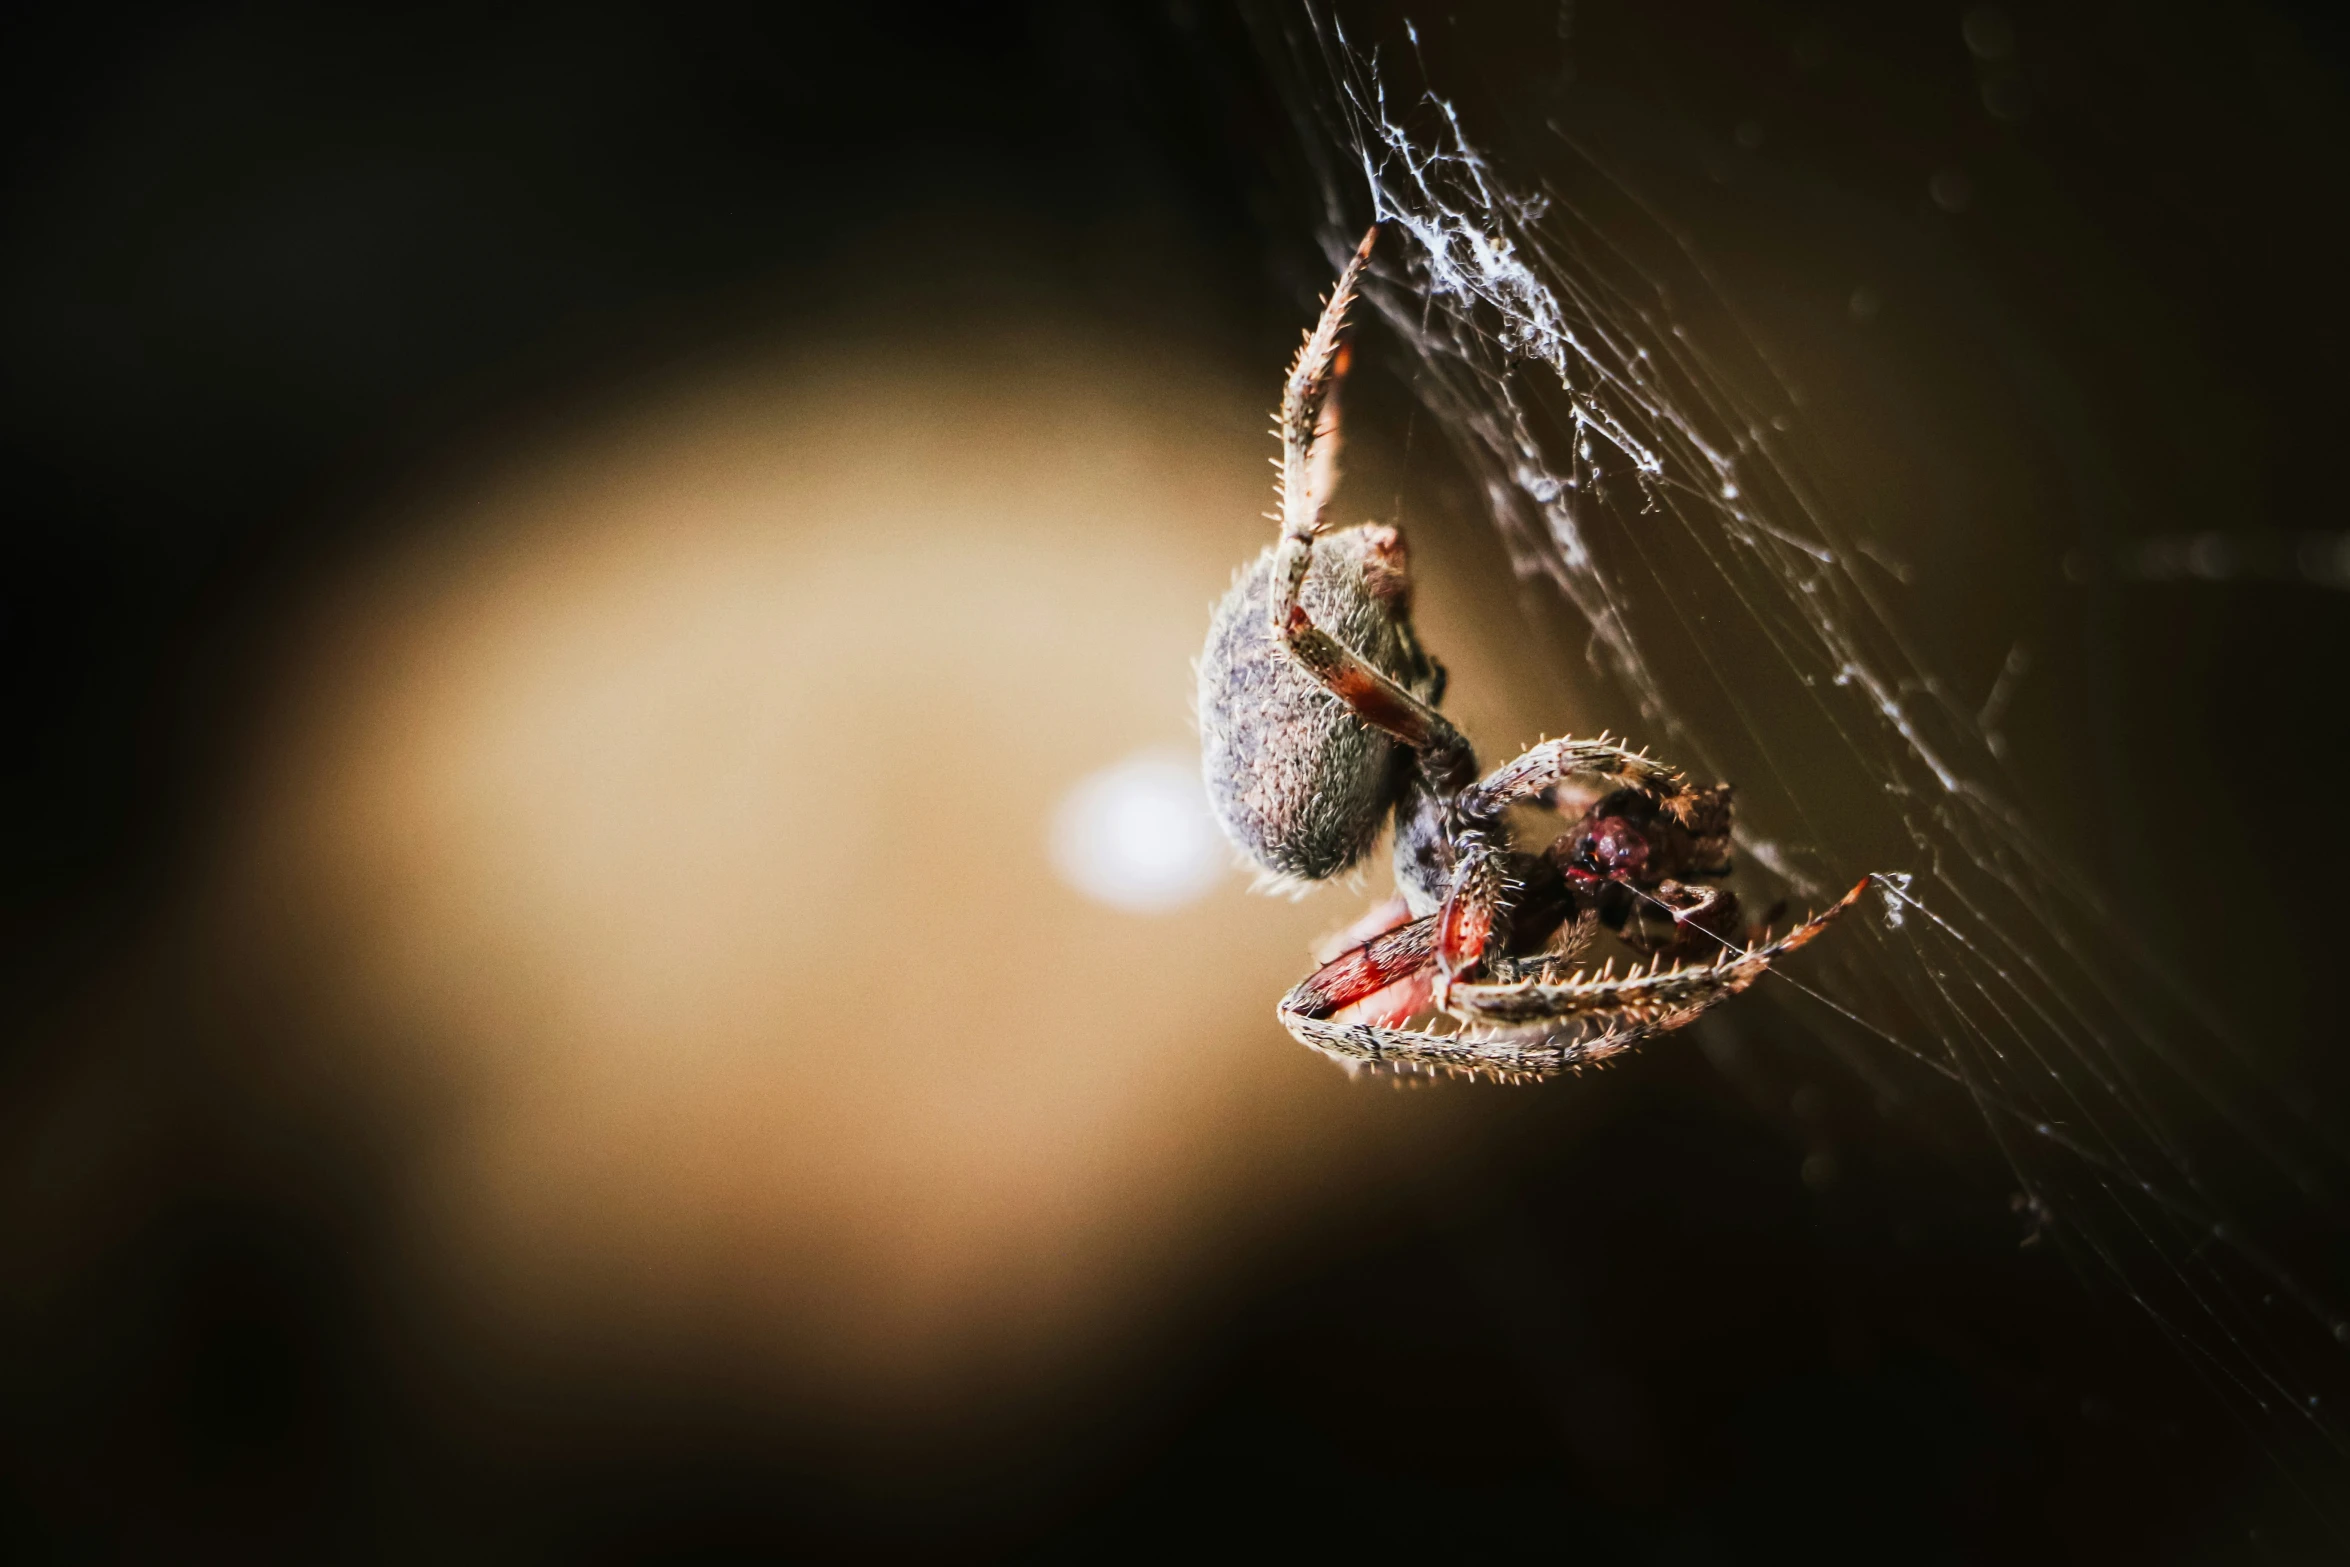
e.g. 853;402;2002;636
1248;1;2350;1491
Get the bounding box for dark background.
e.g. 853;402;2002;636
6;2;2349;1560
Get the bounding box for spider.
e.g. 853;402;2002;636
1198;229;1867;1079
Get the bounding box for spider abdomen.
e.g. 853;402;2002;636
1198;525;1437;887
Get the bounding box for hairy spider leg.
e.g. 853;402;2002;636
1264;227;1483;812
1268;225;1376;621
1287;913;1436;1023
1304;897;1434;1026
1458;736;1699;822
1448;879;1868;1029
1430;832;1509;1007
1280;879;1870;1081
1279;912;1581;1078
1433;737;1720;999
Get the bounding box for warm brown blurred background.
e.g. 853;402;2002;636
4;3;2349;1561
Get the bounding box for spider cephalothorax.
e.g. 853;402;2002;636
1199;229;1866;1079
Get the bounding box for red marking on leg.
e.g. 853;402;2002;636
1438;898;1491;969
1290;917;1436;1021
1434;887;1494;999
1329;668;1431;743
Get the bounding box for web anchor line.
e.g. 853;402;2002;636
1253;0;2350;1492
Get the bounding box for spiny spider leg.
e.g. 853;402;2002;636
1279;880;1869;1081
1430;835;1510;1006
1280;617;1476;786
1279;916;1581;1078
1285;914;1435;1018
1448;879;1867;1029
1459;736;1698;824
1269;226;1376;616
1262;226;1480;796
1290;306;1351;549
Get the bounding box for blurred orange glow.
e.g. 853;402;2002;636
204;323;1565;1430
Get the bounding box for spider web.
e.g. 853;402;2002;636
1246;0;2350;1514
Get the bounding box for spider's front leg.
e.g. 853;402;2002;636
1446;878;1871;1046
1280;878;1868;1080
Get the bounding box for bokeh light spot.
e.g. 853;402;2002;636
1050;747;1224;913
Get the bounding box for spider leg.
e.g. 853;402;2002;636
1277;920;1587;1079
1431;835;1509;1005
1268;227;1375;621
1460;736;1704;826
1284;912;1436;1017
1548;902;1602;965
1447;878;1869;1031
1278;882;1865;1080
1279;612;1478;791
1279;945;1649;1080
1311;896;1429;1023
1257;228;1484;799
1278;1010;1594;1081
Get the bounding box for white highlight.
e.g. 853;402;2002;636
1050;748;1224;913
1877;871;1915;929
